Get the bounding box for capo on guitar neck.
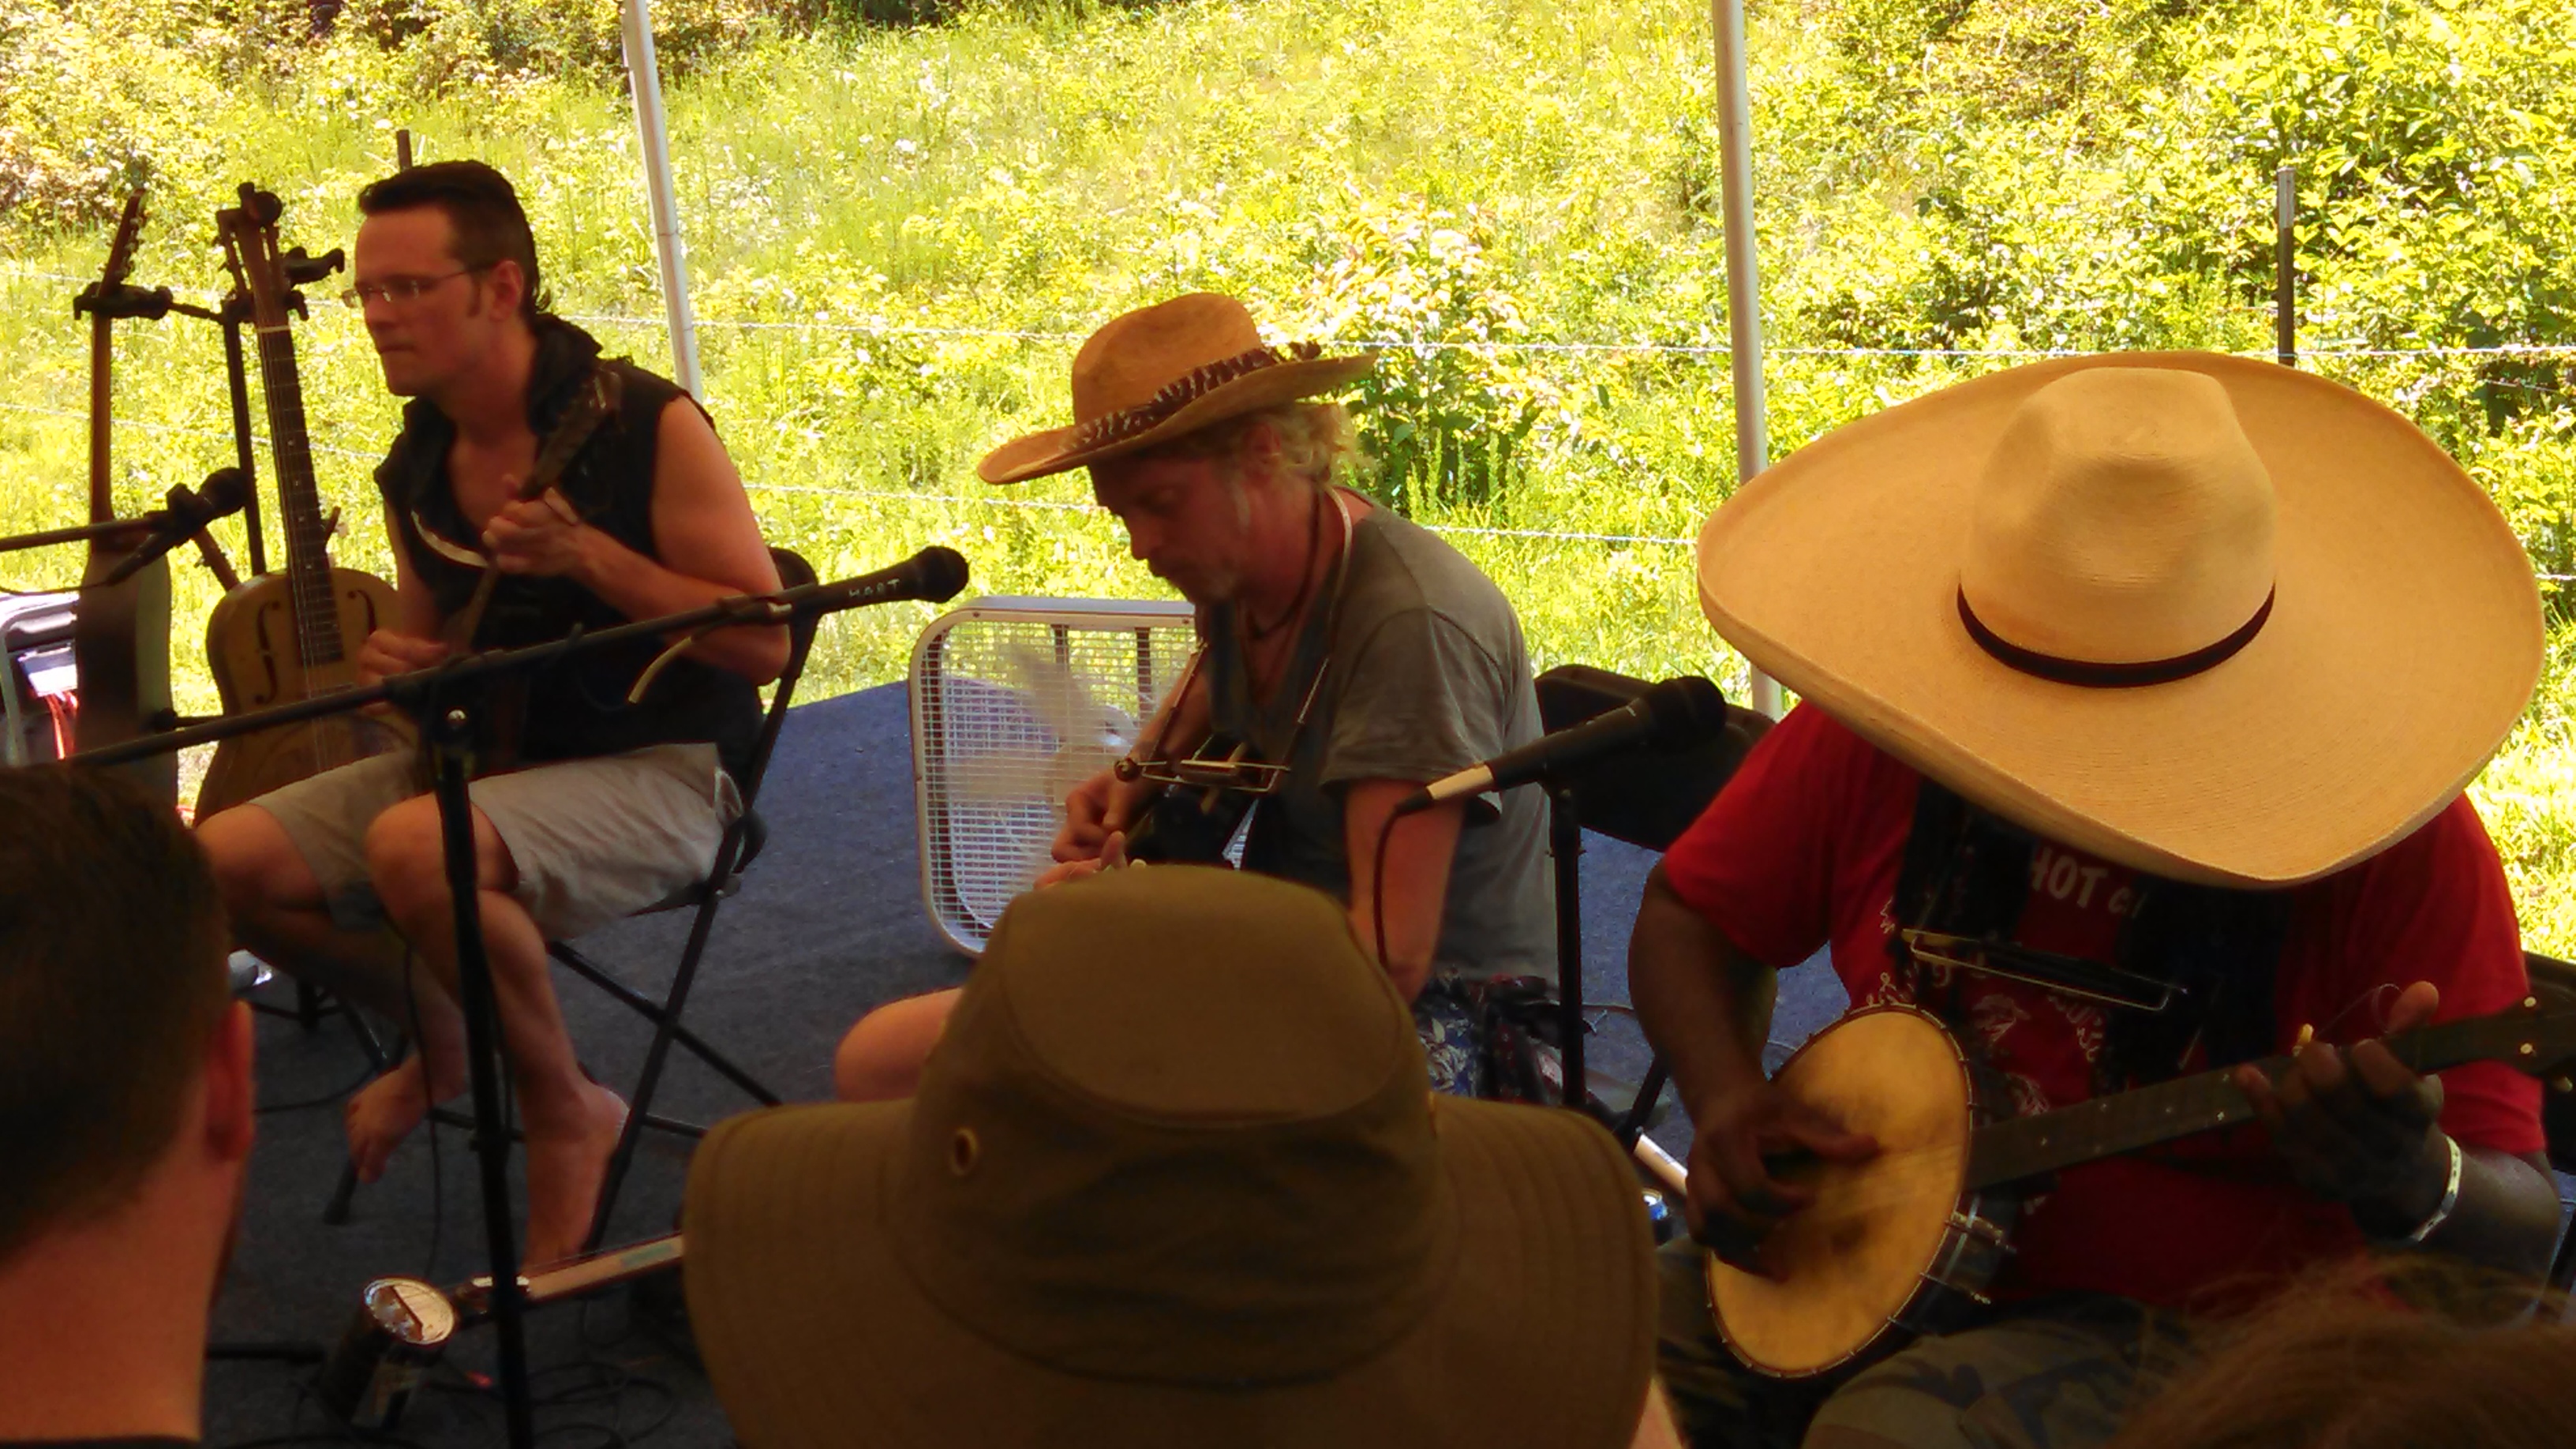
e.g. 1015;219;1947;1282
1899;929;2189;1014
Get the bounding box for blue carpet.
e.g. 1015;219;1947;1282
196;680;1839;1447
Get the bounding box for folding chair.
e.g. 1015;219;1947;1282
321;547;821;1248
1488;665;1771;1129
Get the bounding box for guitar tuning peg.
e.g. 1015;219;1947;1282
2552;1076;2574;1094
283;245;346;284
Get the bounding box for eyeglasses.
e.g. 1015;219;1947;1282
340;265;491;309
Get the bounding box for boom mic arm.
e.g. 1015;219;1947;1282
1392;676;1728;816
95;468;250;586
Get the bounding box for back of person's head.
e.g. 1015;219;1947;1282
2110;1260;2576;1449
357;159;548;320
0;768;231;1265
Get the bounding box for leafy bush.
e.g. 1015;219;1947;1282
7;0;2576;943
1301;203;1556;514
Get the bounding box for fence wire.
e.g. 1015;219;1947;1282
9;266;2576;359
10;399;2575;575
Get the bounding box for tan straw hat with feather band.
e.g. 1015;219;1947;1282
1696;354;2542;889
979;292;1375;484
683;866;1656;1449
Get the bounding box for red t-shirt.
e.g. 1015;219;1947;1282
1660;704;2545;1312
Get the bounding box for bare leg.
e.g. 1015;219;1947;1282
198;804;468;1181
366;797;625;1268
833;989;961;1102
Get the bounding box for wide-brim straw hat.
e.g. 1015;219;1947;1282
979;292;1374;484
1697;354;2542;888
683;867;1656;1448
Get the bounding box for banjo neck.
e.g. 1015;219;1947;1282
1964;1005;2559;1191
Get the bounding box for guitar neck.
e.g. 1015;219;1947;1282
249;318;348;669
1963;1013;2537;1191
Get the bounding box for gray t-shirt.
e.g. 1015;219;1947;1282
1204;496;1554;979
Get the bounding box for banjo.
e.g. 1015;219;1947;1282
1694;994;2576;1380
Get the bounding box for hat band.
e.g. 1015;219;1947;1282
1071;341;1326;452
1956;586;2275;689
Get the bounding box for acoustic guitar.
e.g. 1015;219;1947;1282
68;188;178;803
196;185;406;818
1702;997;2576;1380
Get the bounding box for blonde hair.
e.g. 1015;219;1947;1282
1157;402;1362;491
2109;1259;2576;1449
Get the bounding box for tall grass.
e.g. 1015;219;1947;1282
4;0;2573;946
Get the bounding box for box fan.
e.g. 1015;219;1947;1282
910;597;1200;954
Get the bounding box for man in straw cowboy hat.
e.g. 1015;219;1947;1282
690;865;1677;1447
1626;358;2563;1447
836;293;1552;1099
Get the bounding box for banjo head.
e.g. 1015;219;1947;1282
1705;1005;1975;1378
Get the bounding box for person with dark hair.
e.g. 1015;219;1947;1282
350;160;549;322
0;769;254;1446
195;158;788;1267
1628;359;2563;1447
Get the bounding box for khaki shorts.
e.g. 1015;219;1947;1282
251;743;742;942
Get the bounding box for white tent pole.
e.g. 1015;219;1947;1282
621;0;702;398
1712;0;1779;717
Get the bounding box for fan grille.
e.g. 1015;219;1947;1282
912;599;1201;954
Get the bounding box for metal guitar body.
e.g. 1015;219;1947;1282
197;566;408;818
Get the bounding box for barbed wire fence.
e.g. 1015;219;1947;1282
5;266;2572;577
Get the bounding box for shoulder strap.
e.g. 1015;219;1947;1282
439;363;625;652
522;364;623;503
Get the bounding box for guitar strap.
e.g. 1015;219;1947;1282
1136;491;1356;827
405;361;623;782
425;362;625;653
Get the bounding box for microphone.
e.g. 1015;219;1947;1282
622;547;968;705
815;545;969;609
97;468;250;586
1395;676;1728;814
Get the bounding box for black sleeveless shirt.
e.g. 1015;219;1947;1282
373;317;761;780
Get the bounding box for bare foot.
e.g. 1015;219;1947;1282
344;1055;450;1183
519;1081;629;1270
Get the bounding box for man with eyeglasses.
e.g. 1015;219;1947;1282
195;159;788;1268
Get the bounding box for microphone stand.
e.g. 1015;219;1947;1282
67;562;961;1449
1549;781;1589;1121
166;292;270;577
0;516;157;555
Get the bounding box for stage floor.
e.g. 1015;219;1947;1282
206;680;1829;1446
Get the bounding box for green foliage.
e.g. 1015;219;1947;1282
0;0;803;225
5;0;2575;945
1305;203;1552;515
2476;623;2576;956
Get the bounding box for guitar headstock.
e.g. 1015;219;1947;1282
100;187;147;290
215;183;331;327
2434;988;2576;1086
73;188;152;322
